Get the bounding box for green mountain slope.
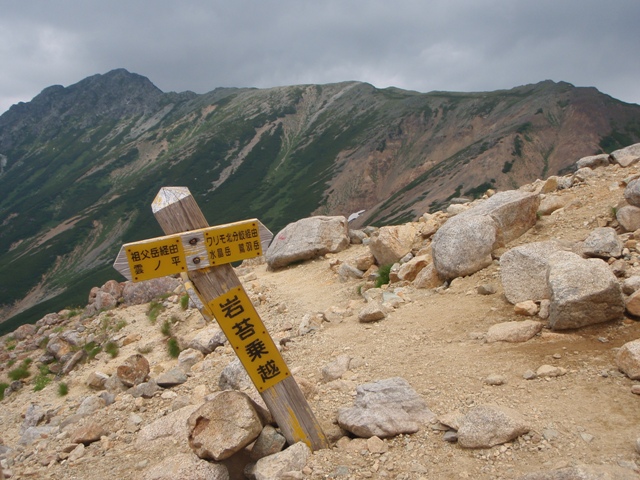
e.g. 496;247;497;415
1;69;639;330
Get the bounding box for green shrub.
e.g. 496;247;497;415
5;337;16;351
375;264;393;288
147;301;165;324
160;319;172;337
0;382;9;400
33;367;52;391
104;341;119;358
84;341;102;360
57;382;69;396
180;294;190;310
8;361;31;381
167;337;181;358
115;319;127;331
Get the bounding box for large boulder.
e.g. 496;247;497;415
462;190;540;245
432;190;539;280
265;216;349;269
576;153;611;170
368;224;419;266
432;215;498;281
616;205;640;232
547;251;624;330
187;391;263;461
616;339;640;380
611;142;640;167
500;241;564;304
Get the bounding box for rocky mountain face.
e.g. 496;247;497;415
1;69;640;329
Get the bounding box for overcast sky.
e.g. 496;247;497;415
1;0;639;115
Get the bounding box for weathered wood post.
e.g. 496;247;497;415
114;186;328;450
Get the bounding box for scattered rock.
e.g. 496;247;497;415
536;365;567;378
576;153;611;170
611;142;640;167
547;251;624;329
616;205;640;232
321;355;353;382
116;354;150;387
178;348;204;372
187;390;263;461
358;302;386;323
476;284;496;295
514;300;539;316
486;320;543;343
457;404;529;448
616;339;640;380
368;224;418;266
337;377;435;438
71;422;107;445
500;241;563;304
157;367;189;388
250;425;287;461
266;216;349;269
582;227;622;258
250;441;311;480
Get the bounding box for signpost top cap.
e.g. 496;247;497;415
152;187;193;213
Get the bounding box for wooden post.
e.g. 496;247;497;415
151;186;328;450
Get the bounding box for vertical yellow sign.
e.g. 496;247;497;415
209;286;290;391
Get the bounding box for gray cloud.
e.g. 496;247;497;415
2;0;639;114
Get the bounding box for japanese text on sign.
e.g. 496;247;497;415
126;238;185;281
204;222;262;266
209;287;289;391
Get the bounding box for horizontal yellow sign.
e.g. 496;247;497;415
116;219;269;282
208;286;290;391
125;237;186;282
204;221;262;265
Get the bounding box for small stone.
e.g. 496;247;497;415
536;365;567;378
358;303;386;323
514;300;539;316
631;385;640;395
484;374;507;386
523;370;537;380
476;284;496;295
366;436;388;454
579;432;594;443
443;430;458;443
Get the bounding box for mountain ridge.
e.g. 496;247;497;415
1;69;640;329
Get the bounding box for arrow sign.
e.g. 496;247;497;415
113;219;273;282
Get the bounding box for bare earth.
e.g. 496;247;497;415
2;163;640;479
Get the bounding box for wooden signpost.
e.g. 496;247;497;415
113;186;328;451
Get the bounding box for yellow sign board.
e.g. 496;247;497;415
125;237;186;282
208;286;290;391
116;219;270;283
204;221;262;265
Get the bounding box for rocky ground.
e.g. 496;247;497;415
2;159;640;479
